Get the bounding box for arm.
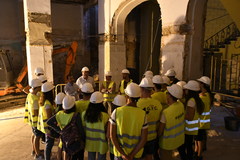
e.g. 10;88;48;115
158;122;166;136
47;115;61;133
109;83;116;93
110;123;128;158
128;128;148;159
46;106;53;119
106;121;110;139
185;106;195;121
76;113;86;141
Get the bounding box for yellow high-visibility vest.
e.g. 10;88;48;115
159;101;185;150
199;93;211;129
56;111;74;129
151;91;168;109
76;100;90;114
119;79;133;95
24;93;39;127
185;98;199;135
114;106;146;158
137;98;162;141
37;100;53;134
82;111;109;154
102;81;116;102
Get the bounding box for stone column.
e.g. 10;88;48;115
23;0;53;83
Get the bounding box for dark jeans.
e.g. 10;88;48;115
45;135;54;160
70;149;84;160
178;134;194;160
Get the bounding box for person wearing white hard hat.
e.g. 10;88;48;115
137;78;162;160
38;82;56;160
64;74;80;100
47;95;85;160
110;83;148;160
38;75;48;83
144;70;153;79
76;66;95;91
82;92;109;160
158;84;185;160
195;76;213;160
176;81;187;104
55;92;66;112
119;69;133;95
178;80;204;160
24;79;44;159
100;71;116;113
151;75;168;109
35;67;44;77
76;83;94;114
165;69;179;85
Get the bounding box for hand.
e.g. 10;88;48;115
101;89;106;93
121;154;130;160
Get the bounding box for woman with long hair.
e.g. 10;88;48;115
178;80;204;160
82;91;109;160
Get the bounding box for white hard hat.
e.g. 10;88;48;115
122;69;130;74
30;79;42;88
105;71;112;76
90;91;104;103
112;95;126;106
34;67;44;76
81;83;94;93
176;81;187;89
183;80;200;91
41;82;55;93
144;71;153;79
81;66;89;72
63;95;75;110
162;76;170;85
197;76;211;86
165;69;176;77
125;83;141;98
55;92;66;105
38;75;47;83
167;84;183;99
139;77;154;88
152;75;164;84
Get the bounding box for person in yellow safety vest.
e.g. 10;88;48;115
158;84;185;160
37;82;56;160
24;79;44;159
194;76;213;160
151;75;168;109
76;83;94;114
54;92;66;160
144;71;153;79
160;76;170;110
176;81;187;104
82;91;109;160
119;69;133;95
109;95;127;160
110;83;148;160
178;80;204;160
164;69;179;85
137;77;162;160
100;71;116;113
47;95;86;160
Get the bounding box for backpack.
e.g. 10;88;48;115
61;112;84;156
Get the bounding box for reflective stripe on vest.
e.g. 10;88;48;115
103;81;115;102
185;98;199;135
114;106;146;158
119;79;132;94
82;111;109;154
137;98;162;141
24;93;39;127
159;101;185;150
199;93;211;129
37;100;53;134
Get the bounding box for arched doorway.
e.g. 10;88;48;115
124;1;161;83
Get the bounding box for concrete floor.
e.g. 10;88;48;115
0;105;239;160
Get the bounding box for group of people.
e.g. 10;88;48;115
24;66;212;160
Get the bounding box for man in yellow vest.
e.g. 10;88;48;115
137;77;162;160
76;83;94;114
100;71;116;113
158;84;185;160
24;79;44;159
110;83;148;160
119;69;133;95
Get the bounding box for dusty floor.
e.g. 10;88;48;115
0;105;239;160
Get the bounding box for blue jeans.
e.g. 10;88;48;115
88;152;106;160
45;135;54;160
